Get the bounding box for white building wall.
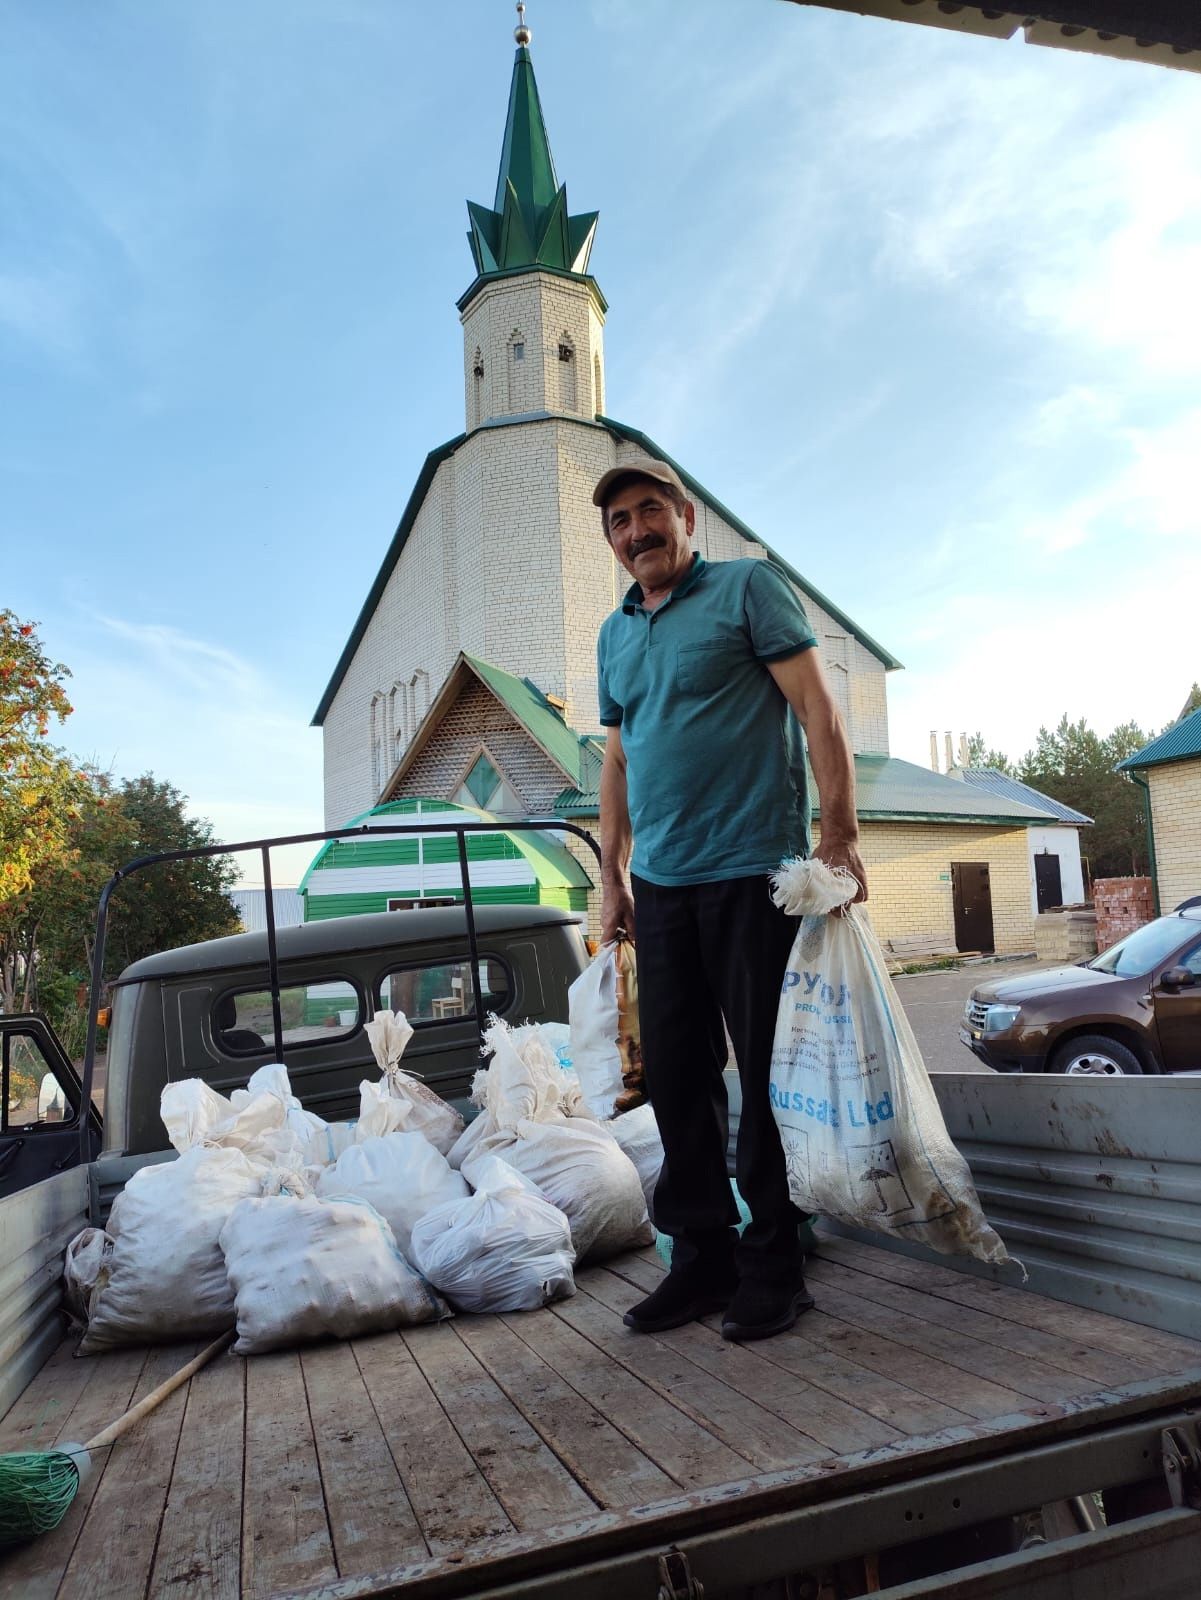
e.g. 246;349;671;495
1028;824;1086;914
322;461;461;827
460;272;605;428
322;412;893;821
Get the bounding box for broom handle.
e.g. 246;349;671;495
82;1330;236;1452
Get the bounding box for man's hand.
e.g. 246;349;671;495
814;835;868;906
601;880;636;944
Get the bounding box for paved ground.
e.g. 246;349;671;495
894;956;1065;1074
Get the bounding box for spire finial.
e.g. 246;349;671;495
514;2;531;47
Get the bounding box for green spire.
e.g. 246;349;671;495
466;42;597;284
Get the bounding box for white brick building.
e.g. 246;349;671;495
312;32;1066;958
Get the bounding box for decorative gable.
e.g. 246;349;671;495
387;675;570;815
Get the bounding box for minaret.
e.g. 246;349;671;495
458;6;607;429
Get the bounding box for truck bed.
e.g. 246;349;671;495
3;1233;1200;1600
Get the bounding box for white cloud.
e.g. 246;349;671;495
58;610;324;886
888;555;1201;769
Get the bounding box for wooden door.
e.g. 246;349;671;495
951;861;995;953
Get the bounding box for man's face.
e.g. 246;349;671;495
604;477;696;593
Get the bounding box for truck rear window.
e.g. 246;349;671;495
214;979;362;1055
378;958;511;1024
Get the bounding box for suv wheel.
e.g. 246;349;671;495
1049;1035;1144;1076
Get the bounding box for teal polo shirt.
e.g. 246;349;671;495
597;555;817;887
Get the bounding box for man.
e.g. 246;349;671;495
594;456;867;1342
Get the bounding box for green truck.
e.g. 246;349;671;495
0;824;1198;1598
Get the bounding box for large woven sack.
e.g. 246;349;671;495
220;1194;447;1355
79;1147;262;1353
315;1131;469;1258
410;1156;575;1313
769;858;1016;1270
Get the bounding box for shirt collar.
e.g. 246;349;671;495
621;553;707;614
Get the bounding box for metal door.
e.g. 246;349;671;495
1152;937;1201;1071
952;861;995;953
1034;851;1063;912
0;1015;101;1197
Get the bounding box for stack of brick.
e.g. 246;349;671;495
1093;878;1155;952
1034;909;1098;963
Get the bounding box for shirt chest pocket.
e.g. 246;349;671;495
676;640;730;695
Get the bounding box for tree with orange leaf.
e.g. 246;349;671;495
0;611;89;911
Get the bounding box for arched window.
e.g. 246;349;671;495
389;683;406;759
507;329;528;411
471;349;484;427
369;692;385;797
593;350;604;416
557;333;577;412
410;668;430;731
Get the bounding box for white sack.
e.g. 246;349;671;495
358;1008;464;1154
63;1227;113;1326
80;1147;263;1353
410;1156;575;1313
220;1194;447;1355
608;1101;664;1220
567;945;625;1119
769;858;1015;1269
304;1120;358;1168
160;1078;288;1158
483;1114;653;1263
231;1062;328;1147
315;1132;469;1257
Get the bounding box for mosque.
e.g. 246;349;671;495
305;12;1076;959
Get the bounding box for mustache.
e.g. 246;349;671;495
629;535;666;557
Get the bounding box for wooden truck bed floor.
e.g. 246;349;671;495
3;1234;1201;1600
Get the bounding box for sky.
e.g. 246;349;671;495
4;1;1199;886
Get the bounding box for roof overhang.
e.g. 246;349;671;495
782;2;1201;72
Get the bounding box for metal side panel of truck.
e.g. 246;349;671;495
1;1073;1199;1599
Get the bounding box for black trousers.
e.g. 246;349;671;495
632;872;806;1287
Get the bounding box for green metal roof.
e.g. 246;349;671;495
299;798;592;894
553;754;1055;826
461;44;598;311
851;756;1055;824
311;411;900;725
1118;707;1201;771
597;418;902;672
462;656;600;792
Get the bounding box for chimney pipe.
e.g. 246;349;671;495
959;733;970;767
930;731;940;772
944;732;954;773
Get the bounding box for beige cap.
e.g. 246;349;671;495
592;455;688;508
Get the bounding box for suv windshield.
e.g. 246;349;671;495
1089;916;1191;977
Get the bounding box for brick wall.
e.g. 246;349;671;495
1149;761;1201;913
460;271;605;428
827;820;1037;955
1093;877;1155;951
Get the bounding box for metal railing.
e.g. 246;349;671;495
79;818;602;1161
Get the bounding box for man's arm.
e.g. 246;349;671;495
766;649;867;902
599;724;637;941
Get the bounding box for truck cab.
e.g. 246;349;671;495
0;902;589;1195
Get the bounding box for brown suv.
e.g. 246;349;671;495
960;908;1201;1075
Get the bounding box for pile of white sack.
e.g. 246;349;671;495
65;947;664;1357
